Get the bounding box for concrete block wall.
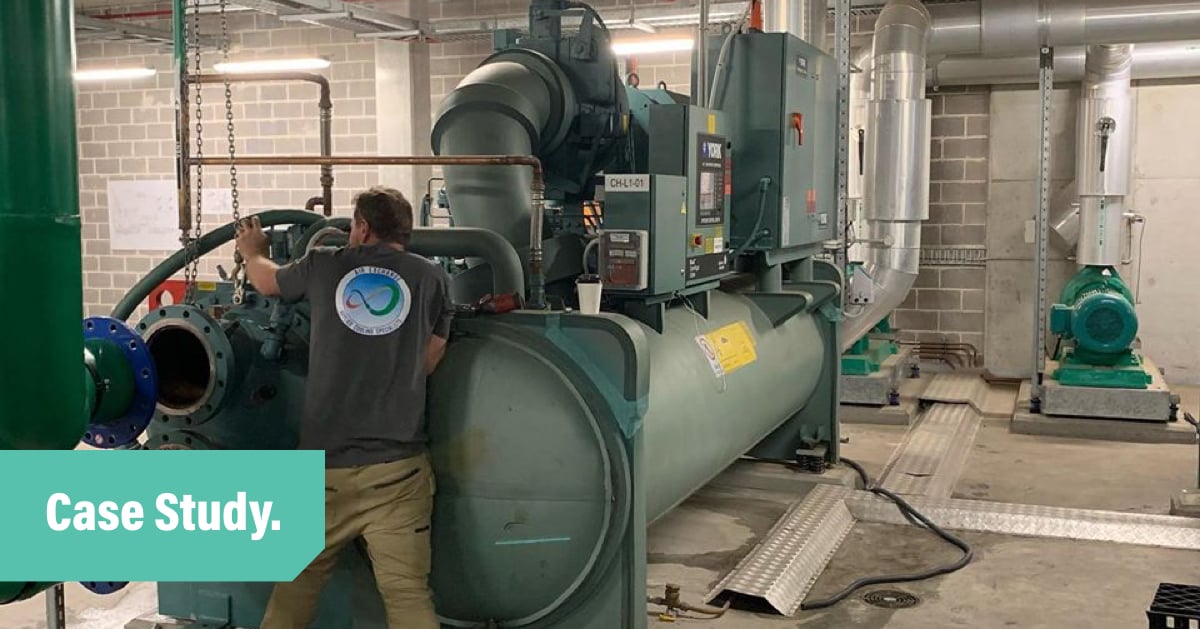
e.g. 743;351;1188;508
890;87;990;355
76;12;380;317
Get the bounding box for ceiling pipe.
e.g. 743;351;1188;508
927;0;1200;56
843;0;932;351
929;41;1200;86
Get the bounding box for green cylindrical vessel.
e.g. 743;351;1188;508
427;292;824;625
0;0;85;449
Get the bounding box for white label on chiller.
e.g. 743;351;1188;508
713;237;724;253
604;174;651;193
609;232;631;243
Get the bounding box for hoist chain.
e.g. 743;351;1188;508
220;0;247;306
183;0;204;304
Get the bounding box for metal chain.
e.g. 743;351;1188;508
183;0;204;303
220;0;247;305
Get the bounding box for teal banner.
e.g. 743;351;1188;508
0;450;324;582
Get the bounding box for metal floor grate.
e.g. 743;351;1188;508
879;403;981;499
707;485;856;615
920;372;987;404
846;493;1200;551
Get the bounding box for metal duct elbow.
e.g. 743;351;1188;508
432;52;565;250
843;0;932;351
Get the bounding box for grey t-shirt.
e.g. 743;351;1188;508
277;243;452;468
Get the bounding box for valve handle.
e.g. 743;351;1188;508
1097;116;1116;173
857;128;865;176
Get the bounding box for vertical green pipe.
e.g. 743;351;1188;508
0;0;85;449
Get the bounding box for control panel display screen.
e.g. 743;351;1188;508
696;134;726;227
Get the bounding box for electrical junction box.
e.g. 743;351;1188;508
602;174;728;297
599;229;649;291
721;32;837;254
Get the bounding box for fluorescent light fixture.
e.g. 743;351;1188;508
612;37;694;57
73;67;157;82
213;58;331;73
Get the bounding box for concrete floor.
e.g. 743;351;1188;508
642;383;1200;628
6;383;1200;628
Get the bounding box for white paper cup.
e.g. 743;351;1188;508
577;275;603;315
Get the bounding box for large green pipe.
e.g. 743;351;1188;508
0;0;82;605
0;0;85;450
111;210;324;321
297;217;527;299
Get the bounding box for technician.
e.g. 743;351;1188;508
235;186;452;628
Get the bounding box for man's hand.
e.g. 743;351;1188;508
235;216;283;297
235;216;270;260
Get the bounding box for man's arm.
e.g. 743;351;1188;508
424;270;454;375
425;335;447;375
235;216;282;297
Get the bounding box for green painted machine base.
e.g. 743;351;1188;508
841;337;899;376
1051;352;1152;389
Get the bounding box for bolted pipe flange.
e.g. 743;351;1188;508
136;305;234;426
150;430;212;450
82;317;158;449
80;581;128;595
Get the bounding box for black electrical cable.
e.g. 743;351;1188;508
565;1;611;33
731;177;772;259
800;457;974;611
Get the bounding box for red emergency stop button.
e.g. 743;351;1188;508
692;234;704;248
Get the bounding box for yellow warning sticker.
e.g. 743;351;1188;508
695;321;758;377
197;281;218;291
707;113;717;134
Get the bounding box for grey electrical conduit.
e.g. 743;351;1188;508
112;210;525;321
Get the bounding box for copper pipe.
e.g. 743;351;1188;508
190;155;542;174
189;72;334;215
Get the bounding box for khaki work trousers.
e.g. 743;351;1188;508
261;454;438;629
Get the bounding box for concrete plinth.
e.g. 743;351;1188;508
1041;357;1174;422
840;346;915;406
839;399;920;425
1013;380;1195;444
1170;489;1200;518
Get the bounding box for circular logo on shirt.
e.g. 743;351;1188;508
335;266;412;336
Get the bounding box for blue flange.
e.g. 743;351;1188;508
80;581;128;595
82;317;158;449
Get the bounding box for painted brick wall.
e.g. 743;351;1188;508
891;86;990;355
76;11;379;317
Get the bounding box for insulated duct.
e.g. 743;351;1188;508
1075;44;1133;267
432;50;567;251
765;0;828;46
929;41;1200;86
927;0;1200;56
843;0;932;350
